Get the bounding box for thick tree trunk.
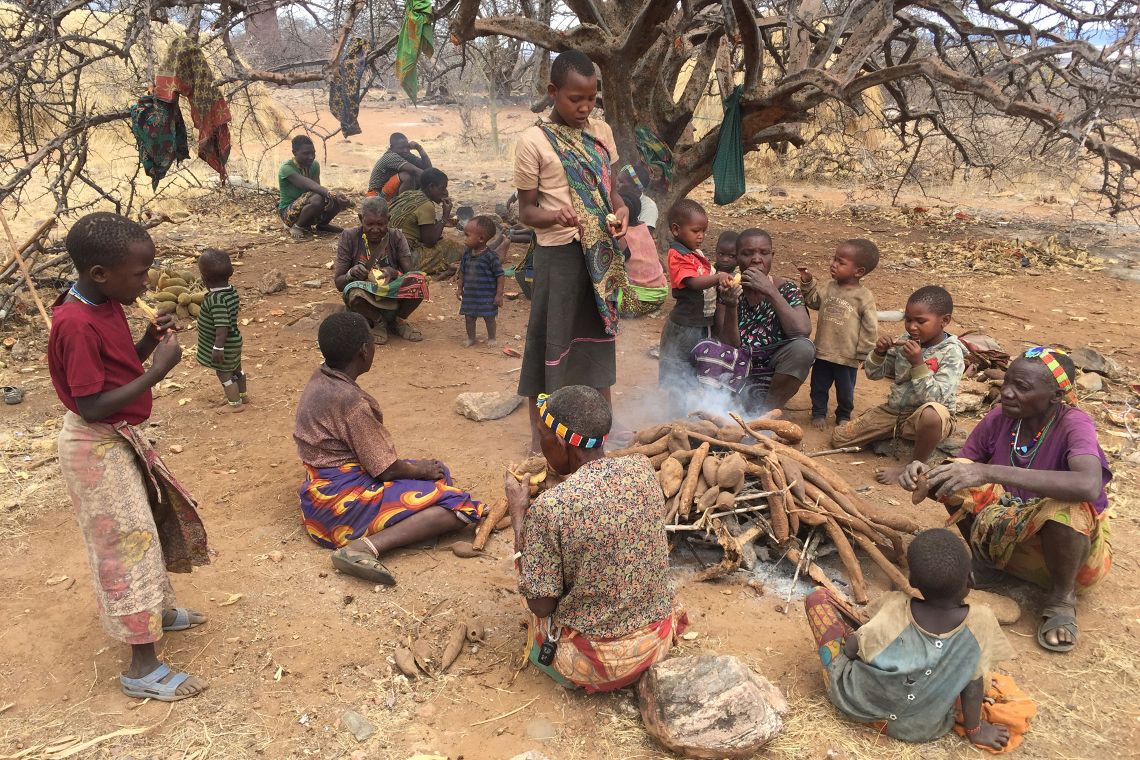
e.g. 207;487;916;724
245;5;284;64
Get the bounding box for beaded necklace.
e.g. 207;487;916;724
1008;407;1061;468
67;285;98;306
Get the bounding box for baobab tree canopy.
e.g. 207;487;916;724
450;0;1140;215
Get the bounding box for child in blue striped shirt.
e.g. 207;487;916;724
458;215;506;347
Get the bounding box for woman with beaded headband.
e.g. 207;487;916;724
504;386;686;691
898;347;1112;653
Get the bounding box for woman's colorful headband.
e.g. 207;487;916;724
620;165;644;191
536;394;606;449
1023;346;1078;404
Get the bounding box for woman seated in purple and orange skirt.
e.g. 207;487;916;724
899;346;1112;653
293;312;485;584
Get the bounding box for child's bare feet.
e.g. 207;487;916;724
217;402;245;414
874;464;905;485
968;720;1011;750
810;417;828;430
487;338;498;347
464;338;476;347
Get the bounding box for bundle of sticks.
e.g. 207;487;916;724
607;411;921;608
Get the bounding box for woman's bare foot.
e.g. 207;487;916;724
464;338;476;347
875;465;905;486
217;403;245;414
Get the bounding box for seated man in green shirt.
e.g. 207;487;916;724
278;134;351;242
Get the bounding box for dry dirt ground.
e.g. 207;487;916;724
0;97;1138;760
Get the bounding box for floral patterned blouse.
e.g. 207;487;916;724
738;279;805;372
518;455;673;638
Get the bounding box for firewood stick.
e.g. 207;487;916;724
608;434;670;458
797;462;920;535
0;210;52;330
808;446;862;457
678;442;710;517
822;518;869;604
801;481;901;549
850;532;918;596
0;216;54;270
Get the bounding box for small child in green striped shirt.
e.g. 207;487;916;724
195;249;246;413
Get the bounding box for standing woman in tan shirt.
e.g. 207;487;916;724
513;50;630;451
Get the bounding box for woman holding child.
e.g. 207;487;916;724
900;346;1113;653
334;196;427;344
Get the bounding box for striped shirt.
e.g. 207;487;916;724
368;150;408;193
195;286;243;371
459;248;504;317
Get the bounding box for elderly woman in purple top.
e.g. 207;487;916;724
899;347;1112;653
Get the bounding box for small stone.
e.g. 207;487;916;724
1075;372;1103;393
525;716;557;741
508;753;554;760
301;279;322;289
267;550;284;563
340;710;376;742
903;258;922;268
168;444;184;454
639;655;788;759
10;341;28;361
769;186;789;197
259;269;287;295
454;391;523;421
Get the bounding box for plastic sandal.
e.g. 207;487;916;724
331;546;396;585
1037;604;1079;653
2;386;25;405
162;608;206;632
120;663;204;702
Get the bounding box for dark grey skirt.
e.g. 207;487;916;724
517;241;616;397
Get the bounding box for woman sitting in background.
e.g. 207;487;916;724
388;168;464;276
333;196;427;344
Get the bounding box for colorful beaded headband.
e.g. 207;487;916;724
536;394;606;449
1023;346;1078;404
620;164;644;191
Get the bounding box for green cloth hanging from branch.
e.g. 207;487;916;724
395;0;435;104
712;85;745;205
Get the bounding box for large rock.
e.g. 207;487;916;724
454;391;522;421
639;655;787;759
259;269;287;295
1069;347;1119;378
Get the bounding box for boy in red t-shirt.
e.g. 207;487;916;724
49;212;209;702
658;199;734;413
